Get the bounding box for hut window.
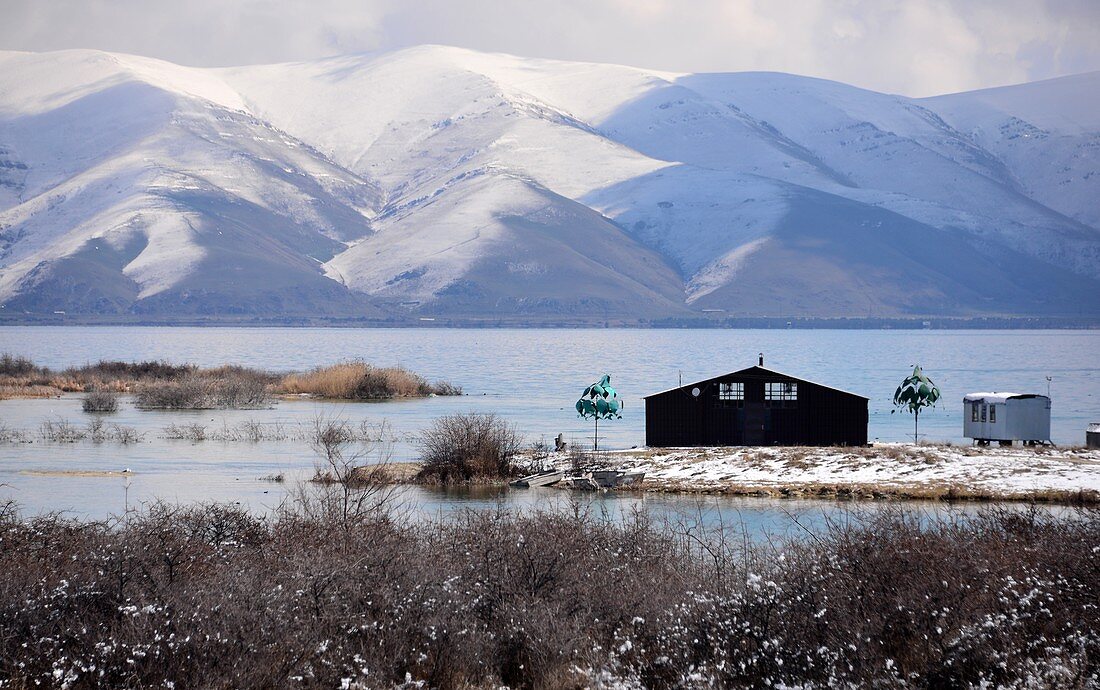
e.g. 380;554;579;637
981;404;987;422
718;382;744;401
971;402;979;422
989;404;996;423
765;381;797;401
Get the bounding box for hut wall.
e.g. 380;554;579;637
645;367;867;447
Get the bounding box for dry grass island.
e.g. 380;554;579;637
0;353;461;408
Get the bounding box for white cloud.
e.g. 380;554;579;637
0;0;1097;95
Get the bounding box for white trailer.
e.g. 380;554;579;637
963;392;1051;445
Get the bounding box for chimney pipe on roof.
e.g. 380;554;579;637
759;353;764;366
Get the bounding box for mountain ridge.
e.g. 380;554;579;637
1;46;1098;322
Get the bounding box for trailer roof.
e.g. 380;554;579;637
963;392;1049;404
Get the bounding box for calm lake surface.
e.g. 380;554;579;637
0;327;1097;520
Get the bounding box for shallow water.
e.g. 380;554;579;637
3;326;1098;443
0;327;1097;519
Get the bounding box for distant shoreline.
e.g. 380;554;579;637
2;315;1098;329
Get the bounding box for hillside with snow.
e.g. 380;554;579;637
1;46;1098;321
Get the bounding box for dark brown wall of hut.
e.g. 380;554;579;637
644;367;868;447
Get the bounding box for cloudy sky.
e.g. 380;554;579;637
1;0;1098;96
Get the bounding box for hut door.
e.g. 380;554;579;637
744;402;766;445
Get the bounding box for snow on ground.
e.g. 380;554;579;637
552;444;1100;498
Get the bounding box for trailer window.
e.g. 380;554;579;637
989;404;996;423
981;404;987;422
718;382;743;402
971;402;979;422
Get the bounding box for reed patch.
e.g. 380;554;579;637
0;354;462;406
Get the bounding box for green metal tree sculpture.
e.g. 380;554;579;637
576;373;622;451
892;364;941;443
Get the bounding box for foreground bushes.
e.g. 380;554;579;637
0;502;1095;689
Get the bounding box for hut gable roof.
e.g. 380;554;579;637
643;365;869;400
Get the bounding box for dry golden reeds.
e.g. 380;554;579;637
281;362;371;398
280;361;458;399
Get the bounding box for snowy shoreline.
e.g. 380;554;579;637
532;444;1100;502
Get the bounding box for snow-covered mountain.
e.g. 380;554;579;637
1;46;1098;321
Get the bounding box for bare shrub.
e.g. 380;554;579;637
135;376;211;409
305;416;398;526
236;418;272;442
70;359;194;382
0;423;31;443
0;353;36;376
416;413;522;482
197;365;275;408
109;424;143;444
16;418;141;444
163;422;207;441
82;388;118;413
86;416;107;442
87;418;143;444
38;418;86;442
431;380;464;396
136;370;270;409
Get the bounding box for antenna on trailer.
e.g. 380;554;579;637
1046;376;1052;398
679;370;682;387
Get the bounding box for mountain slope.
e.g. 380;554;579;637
0;50;382;317
2;46;1098;321
921;72;1100;232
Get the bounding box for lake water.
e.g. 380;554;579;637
0;327;1097;519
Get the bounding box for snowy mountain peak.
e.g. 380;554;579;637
1;47;1098;322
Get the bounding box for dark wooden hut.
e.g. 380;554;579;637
644;357;868;447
